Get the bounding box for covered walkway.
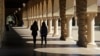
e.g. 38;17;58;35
1;26;100;56
0;0;100;56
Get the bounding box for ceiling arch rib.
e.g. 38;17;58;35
87;0;98;12
53;0;60;17
43;0;47;18
66;0;74;15
38;2;43;18
48;0;52;18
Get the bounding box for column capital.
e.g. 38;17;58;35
48;17;52;20
66;15;73;17
53;16;60;19
66;15;74;21
87;12;97;18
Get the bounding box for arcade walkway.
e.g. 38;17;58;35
2;26;100;56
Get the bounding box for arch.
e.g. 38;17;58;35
6;15;16;26
72;17;75;26
53;0;60;17
48;0;52;18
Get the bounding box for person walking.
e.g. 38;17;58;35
30;21;38;46
40;22;48;45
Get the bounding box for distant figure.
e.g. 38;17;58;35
40;22;48;45
5;24;10;31
30;21;38;45
9;21;13;26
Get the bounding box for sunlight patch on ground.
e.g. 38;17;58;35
34;47;100;55
26;41;76;45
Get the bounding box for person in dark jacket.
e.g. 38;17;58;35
30;21;38;45
40;22;48;45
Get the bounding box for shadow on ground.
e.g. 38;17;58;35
1;27;33;56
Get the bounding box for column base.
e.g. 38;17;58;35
65;37;76;43
37;31;40;37
77;40;87;47
87;42;97;48
48;32;53;35
52;33;59;37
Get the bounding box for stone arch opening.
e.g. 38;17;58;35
6;15;16;27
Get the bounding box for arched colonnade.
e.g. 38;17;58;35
22;0;98;47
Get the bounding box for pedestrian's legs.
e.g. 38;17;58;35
34;37;36;45
33;35;36;45
41;35;43;45
44;35;47;45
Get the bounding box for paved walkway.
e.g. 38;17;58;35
2;26;100;56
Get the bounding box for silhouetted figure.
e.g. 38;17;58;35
5;24;10;31
9;21;13;26
40;22;48;45
30;21;38;45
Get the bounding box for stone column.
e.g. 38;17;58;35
87;13;97;48
45;20;47;26
48;19;53;34
59;0;67;40
53;19;58;37
66;15;73;40
26;20;28;27
38;19;40;28
24;7;27;27
22;11;25;26
37;19;40;37
25;4;30;28
38;20;40;30
27;1;30;28
76;0;88;47
40;19;43;27
0;0;4;47
43;19;47;26
30;1;33;27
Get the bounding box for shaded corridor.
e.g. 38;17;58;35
1;27;33;56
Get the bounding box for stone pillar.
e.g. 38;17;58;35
76;0;88;47
38;19;40;28
22;8;25;26
43;19;47;26
48;19;53;34
27;1;30;28
0;0;4;47
53;19;58;37
24;7;28;27
87;13;97;48
23;19;25;26
45;20;47;26
66;15;73;40
59;0;67;40
37;19;40;37
25;4;30;28
47;0;52;34
38;20;40;30
40;19;43;27
30;1;33;27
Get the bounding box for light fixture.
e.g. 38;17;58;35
14;12;16;14
18;8;21;11
23;3;26;7
15;10;18;13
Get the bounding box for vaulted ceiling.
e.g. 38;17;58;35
5;0;29;16
5;0;28;8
